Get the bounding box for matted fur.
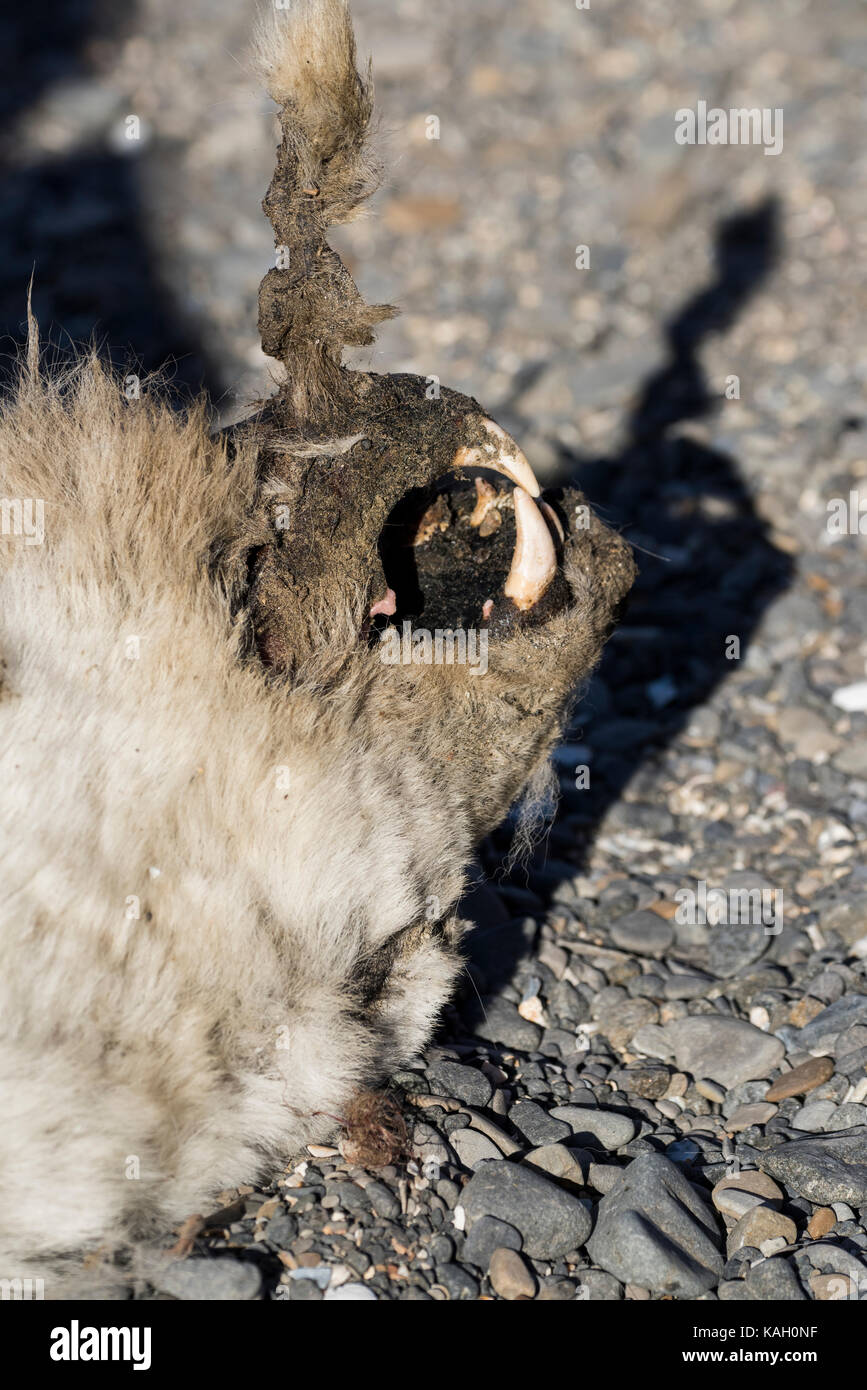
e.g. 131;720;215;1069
0;1;634;1296
0;337;470;1292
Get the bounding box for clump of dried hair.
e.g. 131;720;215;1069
338;1091;409;1167
253;0;397;425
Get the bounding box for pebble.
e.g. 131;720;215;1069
576;1270;622;1300
587;1154;724;1297
412;1122;451;1169
712;1171;784;1207
509;1099;571;1146
727;1206;797;1256
488;1248;537;1300
765;1055;835;1101
810;1272;859;1300
631;1024;673;1059
158;1257;263;1301
806;1207;836;1238
610;909;673;955
696;1078;727;1104
827;1102;867;1130
323;1283;377;1301
473;998;542;1052
797;995;867;1054
609;1063;672;1098
523;1143;587;1187
436;1264;479;1301
426;1060;492;1108
832;1201;856;1222
713;1188;766;1220
551;1107;636;1151
726;1101;778;1131
708;886;775;977
588;1162;625;1195
831;680;867;712
791;1099;838;1132
760;1131;867;1204
462;1215;522;1269
745;1257;806;1300
662;1017;785;1089
460;1160;592;1259
365;1180;401;1220
451;1127;506;1169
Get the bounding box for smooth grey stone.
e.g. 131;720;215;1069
791;1100;839;1132
473;998;542;1052
797;995;867;1054
435;1263;479;1300
462;1214;522;1270
577;1269;622;1300
264;1212;298;1248
552;1107;636;1152
158;1257;263;1301
426;1059;493;1107
796;1241;867;1285
451;1127;504;1169
509;1099;571;1147
707;873;777;977
587;1154;724;1298
665;974;714;1000
745;1254;806;1300
588;1162;625;1194
760;1129;867;1204
364;1180;400;1220
460;1159;592;1260
610;909;673;956
827;1103;867;1130
662;1016;784;1090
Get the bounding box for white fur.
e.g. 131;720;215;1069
0;351;469;1292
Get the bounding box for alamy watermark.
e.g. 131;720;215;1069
379;621;488;676
675;102;783;156
827;490;866;536
1;1276;44;1299
675;879;783;935
0;497;44;545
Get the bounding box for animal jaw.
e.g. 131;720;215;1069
0;0;634;1294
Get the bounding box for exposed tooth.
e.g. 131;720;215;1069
469;477;498;527
504;487;557;611
452;418;541;498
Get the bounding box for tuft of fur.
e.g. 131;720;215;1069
254;0;396;423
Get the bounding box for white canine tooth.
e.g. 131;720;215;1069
451;418;541;498
504;487;557;611
469;477;500;529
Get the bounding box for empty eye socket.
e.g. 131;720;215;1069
375;471;516;631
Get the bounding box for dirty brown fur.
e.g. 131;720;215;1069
0;1;634;1294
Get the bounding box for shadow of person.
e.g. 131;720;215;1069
456;198;795;1030
0;0;219;401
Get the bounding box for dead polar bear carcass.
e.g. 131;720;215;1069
0;0;634;1292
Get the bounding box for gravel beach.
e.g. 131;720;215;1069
5;0;866;1301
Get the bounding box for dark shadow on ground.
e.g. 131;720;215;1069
0;0;218;399
455;199;795;1029
0;20;789;1052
